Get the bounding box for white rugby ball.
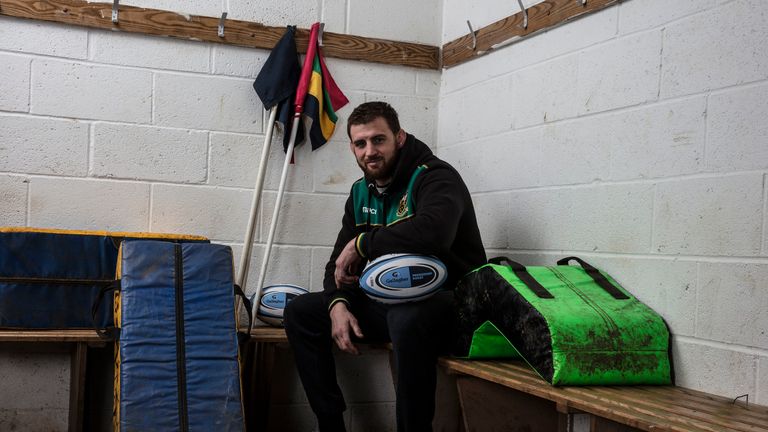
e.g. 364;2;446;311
253;284;309;327
360;254;448;304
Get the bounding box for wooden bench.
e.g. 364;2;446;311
440;358;768;432
248;327;768;432
0;327;283;432
0;329;106;432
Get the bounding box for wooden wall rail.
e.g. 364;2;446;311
442;0;621;68
0;0;623;70
0;0;440;70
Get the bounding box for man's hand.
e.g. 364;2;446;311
330;301;364;355
334;238;362;289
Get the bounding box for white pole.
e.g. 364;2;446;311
236;106;278;323
249;113;302;333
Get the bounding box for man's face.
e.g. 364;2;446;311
349;117;405;185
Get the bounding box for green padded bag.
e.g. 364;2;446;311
455;256;673;386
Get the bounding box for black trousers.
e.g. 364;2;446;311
283;289;457;432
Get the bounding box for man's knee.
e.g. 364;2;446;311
284;291;326;333
387;293;457;347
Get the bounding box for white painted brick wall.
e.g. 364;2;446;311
539;121;612;185
438;76;513;146
618;0;717;35
320;0;347;33
759;357;768;405
209;131;314;191
312;141;363;194
212;45;268;78
0;54;30;112
416;71;441;98
120;0;224;17
228;0;320;28
368;94;437;146
673;338;758;399
469;193;511;250
576;30;662;114
28;178;150;231
0;115;89;176
0;346;71;431
89;31;211;73
661;0;768;98
0;17;88;59
605;97;706;181
92;123;208;182
506;184;655;253
707;82;768;171
332;60;417;95
511;55;579;129
0;348;70;410
310;247;334;292
0;175;27;226
150;183;252;240
697;263;768;350
653;174;763;256
31;60;152;123
261;191;348;246
438;128;542;193
154;73;262;133
0;409;69;432
349;0;442;45
234;244;313;297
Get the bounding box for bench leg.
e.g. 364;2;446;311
590;416;641;432
68;342;87;432
456;376;569;431
242;340;278;431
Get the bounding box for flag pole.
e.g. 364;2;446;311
248;111;302;333
237;105;278;324
248;23;321;333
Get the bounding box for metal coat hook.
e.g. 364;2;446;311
580;0;587;6
466;20;477;50
218;12;227;38
111;0;119;24
733;394;749;407
318;22;325;47
516;0;528;29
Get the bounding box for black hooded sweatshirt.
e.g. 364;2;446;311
323;133;487;309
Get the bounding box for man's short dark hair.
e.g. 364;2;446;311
347;102;401;138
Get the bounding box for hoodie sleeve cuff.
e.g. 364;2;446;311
328;296;350;312
355;233;367;258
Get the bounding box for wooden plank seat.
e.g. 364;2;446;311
439;358;768;432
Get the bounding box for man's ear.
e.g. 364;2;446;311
396;129;406;148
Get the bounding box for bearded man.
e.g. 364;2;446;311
284;101;486;432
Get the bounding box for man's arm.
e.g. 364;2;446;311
323;194;360;309
356;167;467;259
323;193;366;355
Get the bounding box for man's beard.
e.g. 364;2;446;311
358;148;400;182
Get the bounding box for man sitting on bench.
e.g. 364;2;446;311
285;101;487;432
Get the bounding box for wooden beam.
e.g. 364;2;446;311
0;329;103;342
0;0;440;70
442;0;620;68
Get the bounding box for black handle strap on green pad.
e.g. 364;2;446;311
556;256;629;300
488;257;554;299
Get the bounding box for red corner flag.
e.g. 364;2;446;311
294;23;349;150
